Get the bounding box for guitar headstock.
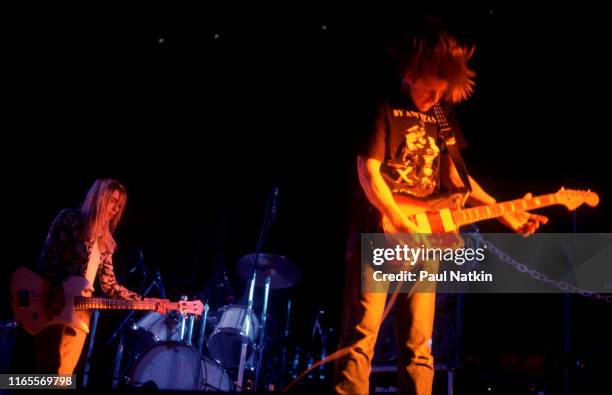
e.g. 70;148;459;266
555;187;600;211
178;299;204;316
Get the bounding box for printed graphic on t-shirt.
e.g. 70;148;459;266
382;110;441;198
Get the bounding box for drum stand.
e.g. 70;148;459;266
193;300;210;391
236;261;273;392
81;309;99;388
254;273;271;390
236;257;259;392
237;186;278;392
279;299;292;389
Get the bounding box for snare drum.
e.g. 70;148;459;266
207;305;260;367
127;341;232;392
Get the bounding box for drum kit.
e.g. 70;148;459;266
98;186;298;391
112;252;301;392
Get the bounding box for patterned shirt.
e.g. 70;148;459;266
37;209;141;300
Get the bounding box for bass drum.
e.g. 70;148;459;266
127;342;233;392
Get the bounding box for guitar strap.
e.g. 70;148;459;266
433;103;472;196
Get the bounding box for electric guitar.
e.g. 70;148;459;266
10;267;204;335
382;187;599;234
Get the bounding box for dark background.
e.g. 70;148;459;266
2;3;611;393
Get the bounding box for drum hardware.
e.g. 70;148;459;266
125;310;185;358
118;295;231;392
187;314;195;345
80;247;158;389
279;299;292;389
208;304;260;368
235;253;301;290
180;295;196;345
311;310;328;380
230;186;304;392
127;341;233;391
193;300;210;391
106;268;167;389
82;309;99;388
98;187;305;392
254;272;271;390
120;296;220;390
234;253;300;389
112;333;125;389
236;185;281;392
284;309;333;385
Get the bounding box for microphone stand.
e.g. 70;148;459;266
237;186;278;392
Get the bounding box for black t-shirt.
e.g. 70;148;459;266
359;90;465;199
350;89;466;233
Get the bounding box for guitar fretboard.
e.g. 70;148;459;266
73;297;177;311
452;193;557;227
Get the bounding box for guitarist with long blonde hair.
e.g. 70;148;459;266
32;178;169;374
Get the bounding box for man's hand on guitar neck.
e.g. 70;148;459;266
500;193;549;236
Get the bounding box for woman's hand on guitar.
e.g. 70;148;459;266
144;297;170;314
145;298;204;315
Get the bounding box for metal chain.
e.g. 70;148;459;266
469;233;612;304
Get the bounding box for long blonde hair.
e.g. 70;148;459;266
80;178;127;253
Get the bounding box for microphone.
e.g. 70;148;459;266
155;269;166;299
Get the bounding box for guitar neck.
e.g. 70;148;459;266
452;193;557;227
73;297;178;311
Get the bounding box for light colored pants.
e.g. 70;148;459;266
334;249;436;395
36;324;89;375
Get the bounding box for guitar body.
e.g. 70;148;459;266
10;267;92;335
382;192;466;234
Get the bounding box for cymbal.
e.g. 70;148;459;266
236;253;300;289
